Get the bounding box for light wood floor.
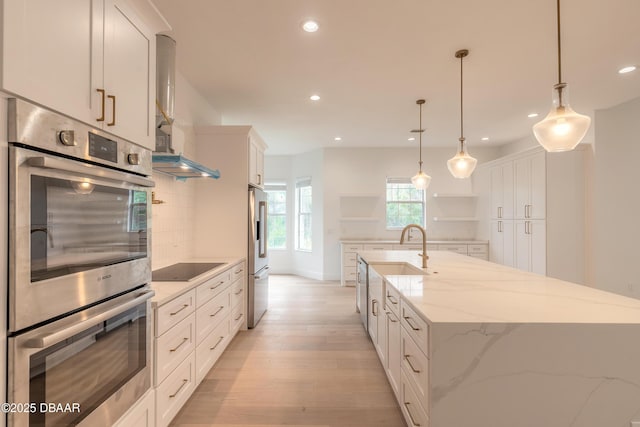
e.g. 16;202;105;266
170;275;406;427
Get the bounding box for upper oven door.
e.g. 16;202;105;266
9;144;154;332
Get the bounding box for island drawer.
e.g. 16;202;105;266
156;289;196;337
196;269;232;307
385;284;401;317
401;327;429;403
401;370;429;427
196;290;229;345
400;301;429;357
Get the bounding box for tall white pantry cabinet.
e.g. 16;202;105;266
478;146;587;284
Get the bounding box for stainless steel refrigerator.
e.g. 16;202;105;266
248;186;269;328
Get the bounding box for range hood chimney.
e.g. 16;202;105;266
152;35;220;181
156;35;176;152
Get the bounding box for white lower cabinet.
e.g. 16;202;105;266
112;389;155;427
152;260;246;427
156;353;196;427
385;308;401;399
401;370;430;427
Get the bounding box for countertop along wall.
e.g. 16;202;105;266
151;71;221;270
1;95;9;427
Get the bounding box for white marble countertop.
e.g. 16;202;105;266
360;250;640;324
150;257;245;307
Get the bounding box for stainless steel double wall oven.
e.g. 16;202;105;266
7;99;155;426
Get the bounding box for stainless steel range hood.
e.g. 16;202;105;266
153;35;219;180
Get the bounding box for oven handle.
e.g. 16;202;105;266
25;290;154;349
27;156;155;188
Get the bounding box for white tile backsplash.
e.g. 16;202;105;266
151;171;196;269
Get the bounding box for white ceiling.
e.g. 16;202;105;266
153;0;640;155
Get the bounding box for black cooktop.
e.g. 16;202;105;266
152;262;227;282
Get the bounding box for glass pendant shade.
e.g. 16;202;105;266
411;170;432;189
447;145;478;179
533;84;591;152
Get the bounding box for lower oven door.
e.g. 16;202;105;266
8;288;154;427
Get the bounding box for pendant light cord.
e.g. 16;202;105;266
557;0;562;85
418;101;423;171
460;53;464;148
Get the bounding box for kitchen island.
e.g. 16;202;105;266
359;250;640;427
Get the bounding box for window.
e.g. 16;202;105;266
295;177;312;251
386;177;425;229
265;183;287;250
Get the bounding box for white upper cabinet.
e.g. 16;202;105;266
490;162;514;219
514;151;546;219
248;132;266;188
1;0;157;150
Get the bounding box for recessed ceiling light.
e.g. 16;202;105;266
481;137;490;141
302;20;319;33
619;65;637;74
180;164;189;170
408;137;415;141
334;136;342;141
309;94;320;101
201;172;209;177
528;113;539;118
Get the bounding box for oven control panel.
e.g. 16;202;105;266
88;133;118;163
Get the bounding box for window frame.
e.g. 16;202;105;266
265;183;287;250
295;177;312;252
385;177;426;230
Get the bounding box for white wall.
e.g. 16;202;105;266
266;146;501;280
151;71;221;269
592;96;640;297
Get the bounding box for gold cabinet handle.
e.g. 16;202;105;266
404;354;421;373
169;337;189;353
96;89;105;122
170;303;189;316
210;336;225;351
234;288;243;296
235;313;243;321
403;402;421;426
169;379;188;398
387;311;398;323
210;306;224;317
211;280;225;290
403;315;421;331
387;294;398;305
107;94;116;126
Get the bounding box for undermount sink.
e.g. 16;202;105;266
370;263;427;276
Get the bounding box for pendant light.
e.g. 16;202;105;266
411;99;432;189
447;49;477;179
532;0;591;152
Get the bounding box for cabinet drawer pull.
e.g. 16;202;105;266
387;294;398;305
372;299;378;316
170;303;189;316
169;379;189;398
210;306;225;317
169;337;189;353
234;269;244;274
404;354;421;373
96;88;105;122
404;402;422;426
211;280;225;290
107;94;116;126
403;316;421;331
387;312;398;322
235;313;243;321
234;288;243;296
210;336;225;350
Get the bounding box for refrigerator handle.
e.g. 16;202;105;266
259;200;268;258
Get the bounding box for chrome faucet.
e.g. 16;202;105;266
400;224;428;268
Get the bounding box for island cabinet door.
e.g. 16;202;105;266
386;309;401;399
